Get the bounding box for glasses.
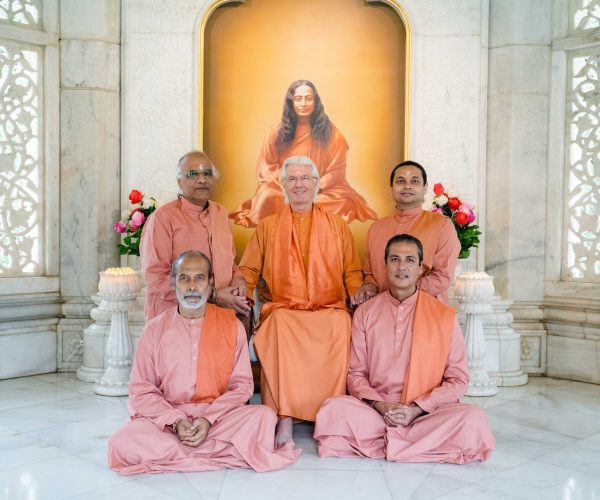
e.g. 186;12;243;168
284;175;317;185
183;169;215;180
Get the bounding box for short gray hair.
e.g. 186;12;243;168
176;151;220;181
170;250;213;286
280;156;320;203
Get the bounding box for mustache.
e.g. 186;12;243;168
183;291;204;298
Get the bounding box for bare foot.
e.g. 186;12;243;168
274;416;293;449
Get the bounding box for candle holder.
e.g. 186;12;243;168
94;267;141;396
454;272;499;397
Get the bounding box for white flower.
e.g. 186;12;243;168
121;209;132;220
434;194;448;206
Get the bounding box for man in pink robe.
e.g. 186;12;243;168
315;234;495;464
108;251;299;474
141;150;250;320
354;161;460;305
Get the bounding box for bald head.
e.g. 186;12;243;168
176;151;220;180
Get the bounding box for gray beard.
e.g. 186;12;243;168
176;289;208;310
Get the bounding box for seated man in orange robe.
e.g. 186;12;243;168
354;161;460;305
314;234;495;463
108;251;299;474
140;151;250;320
239;155;363;448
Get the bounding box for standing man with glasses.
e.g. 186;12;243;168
239;155;363;448
140;150;250;320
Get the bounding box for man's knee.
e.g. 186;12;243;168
238;403;278;425
318;395;355;417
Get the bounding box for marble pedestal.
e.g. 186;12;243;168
457;297;528;387
76;294;144;382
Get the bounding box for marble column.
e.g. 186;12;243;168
485;0;552;370
57;0;121;370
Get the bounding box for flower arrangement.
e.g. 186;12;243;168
114;189;157;256
431;183;481;259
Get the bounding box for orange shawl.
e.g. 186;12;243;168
400;291;455;404
192;303;238;403
261;204;346;317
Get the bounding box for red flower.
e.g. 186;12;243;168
129;189;143;204
448;197;460;210
455;212;469;225
433;183;445;195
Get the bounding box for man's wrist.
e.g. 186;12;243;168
171;419;182;434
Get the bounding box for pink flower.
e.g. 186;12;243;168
459;203;476;223
431;207;442;214
114;221;127;233
129;211;145;230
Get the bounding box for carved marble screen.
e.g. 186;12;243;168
564;1;600;282
0;0;43;276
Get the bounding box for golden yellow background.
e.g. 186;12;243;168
200;0;408;261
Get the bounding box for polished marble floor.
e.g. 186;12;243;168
1;374;600;500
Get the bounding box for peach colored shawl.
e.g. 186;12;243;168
262;204;346;317
400;292;455;404
192;304;238;403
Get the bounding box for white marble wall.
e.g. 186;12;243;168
122;0;489;229
57;0;121;370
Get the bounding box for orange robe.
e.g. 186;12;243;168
239;204;363;421
230;122;377;227
364;206;460;303
314;290;495;463
140;197;241;320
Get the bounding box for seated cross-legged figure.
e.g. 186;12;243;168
314;234;495;464
108;251;299;475
239;155;363;449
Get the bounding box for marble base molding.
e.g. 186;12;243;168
0;294;61;379
545;297;600;384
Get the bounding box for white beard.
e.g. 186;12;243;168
176;289;208;310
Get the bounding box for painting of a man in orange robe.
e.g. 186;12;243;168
230;79;377;228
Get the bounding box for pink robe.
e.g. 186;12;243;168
108;308;300;474
314;291;495;463
364;206;460;303
140;197;242;320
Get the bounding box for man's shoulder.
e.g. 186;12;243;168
257;212;280;230
355;291;391;317
152;199;181;218
145;306;179;331
366;214;396;238
208;200;227;213
420;210;450;224
417;289;455;313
